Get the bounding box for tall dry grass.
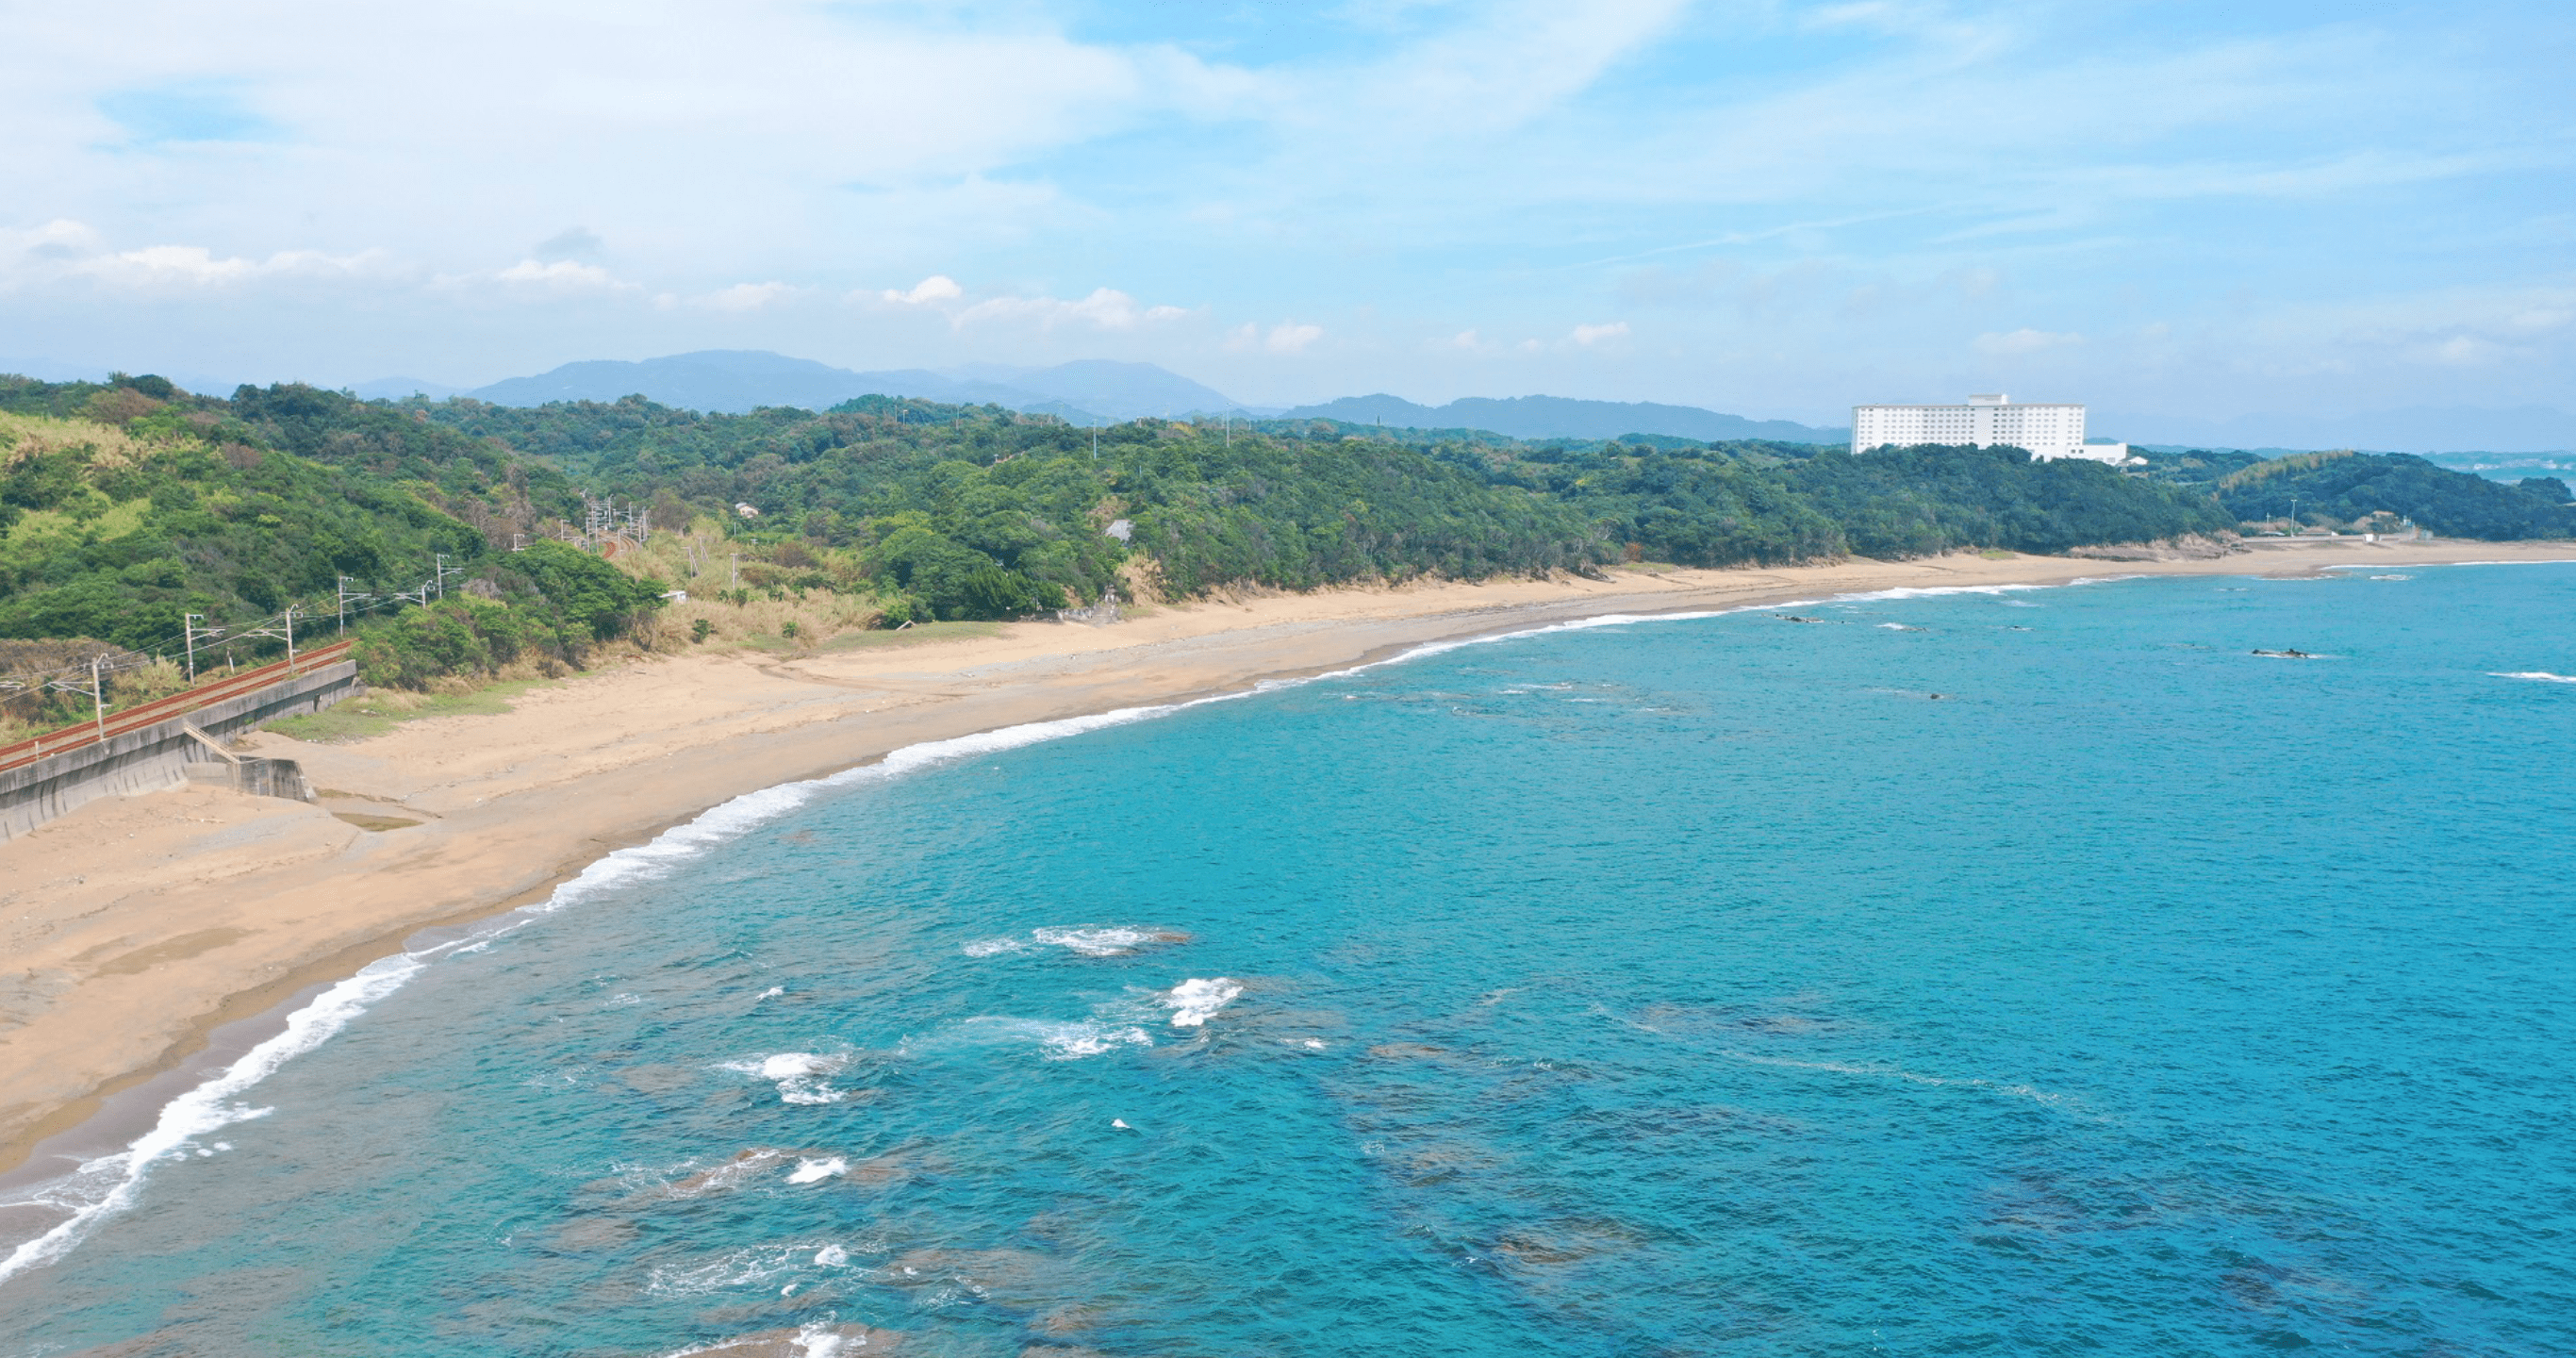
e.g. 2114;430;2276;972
615;524;889;655
0;411;196;472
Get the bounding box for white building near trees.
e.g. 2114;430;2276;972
1851;394;2128;463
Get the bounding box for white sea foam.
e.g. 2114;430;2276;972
660;1319;870;1358
966;925;1173;958
0;758;888;1276
944;1016;1155;1060
2;653;1320;1280
1831;583;2052;604
816;1244;850;1267
1032;926;1164;956
1040;1022;1154;1059
2494;671;2576;684
786;1156;846;1184
1164;977;1244;1028
755;1052;836;1080
722;1052;854;1105
0;952;421;1285
646;1244;821;1297
2327;559;2576;570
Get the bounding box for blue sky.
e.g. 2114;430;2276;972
2;0;2569;435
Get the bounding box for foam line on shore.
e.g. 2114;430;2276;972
0;565;2281;1286
0;953;420;1285
0;699;1250;1286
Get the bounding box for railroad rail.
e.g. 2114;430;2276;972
0;640;355;775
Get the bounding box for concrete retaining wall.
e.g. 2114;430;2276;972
183;756;317;803
0;661;359;841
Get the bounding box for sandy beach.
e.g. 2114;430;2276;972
4;539;2571;1178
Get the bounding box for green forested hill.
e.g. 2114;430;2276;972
0;376;659;726
408;396;2234;593
6;373;2568;694
2138;449;2576;538
0;385;496;650
1427;439;2232;563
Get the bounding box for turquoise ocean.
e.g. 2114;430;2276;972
3;564;2572;1356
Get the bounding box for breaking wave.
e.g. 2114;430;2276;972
1164;978;1245;1028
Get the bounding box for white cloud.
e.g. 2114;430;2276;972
882;274;963;305
955;288;1187;331
0;3;1207;262
1265;323;1323;354
1231;321;1322;354
701;281;792;311
2430;335;2500;367
1570;321;1629;346
1973;327;2084;356
1337;0;1691;137
495;258;628;291
2;218;106;260
0;218;390;290
1450;328;1482;349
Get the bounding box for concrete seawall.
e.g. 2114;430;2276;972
0;661;360;841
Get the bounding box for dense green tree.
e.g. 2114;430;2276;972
8;371;2567;696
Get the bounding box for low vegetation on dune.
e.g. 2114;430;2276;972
0;371;2564;712
2141;448;2576;538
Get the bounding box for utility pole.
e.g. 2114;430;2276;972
240;606;300;670
183;613;214;682
40;661;107;745
337;577;361;634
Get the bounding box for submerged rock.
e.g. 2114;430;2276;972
876;1249;1066;1309
1490;1217;1644;1267
551;1216;639;1251
659;1322;900;1356
666;1148;815;1198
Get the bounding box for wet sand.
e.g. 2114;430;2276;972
4;540;2570;1176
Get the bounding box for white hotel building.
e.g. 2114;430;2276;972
1851;394;2128;463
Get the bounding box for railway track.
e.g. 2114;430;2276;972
0;640;356;775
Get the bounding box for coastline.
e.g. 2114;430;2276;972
4;540;2572;1194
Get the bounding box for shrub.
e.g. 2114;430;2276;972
353;598;533;689
502;539;670;641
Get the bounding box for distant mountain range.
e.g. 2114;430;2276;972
352;350;1852;443
355;351;1238;424
41;347;2569;454
1278;393;1847;443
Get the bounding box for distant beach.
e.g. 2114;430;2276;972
5;538;2572;1183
